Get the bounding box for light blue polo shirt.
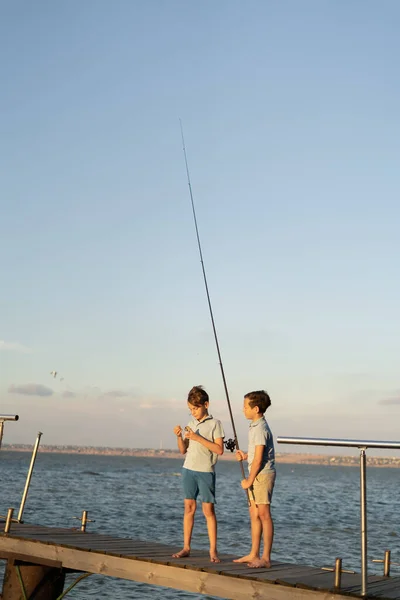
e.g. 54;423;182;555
183;414;225;473
247;416;275;475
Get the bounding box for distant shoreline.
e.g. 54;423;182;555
3;445;400;468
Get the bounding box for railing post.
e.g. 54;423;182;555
360;447;367;596
4;508;14;534
81;510;88;532
17;432;42;522
384;550;391;577
334;558;342;589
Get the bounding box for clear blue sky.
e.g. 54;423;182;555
1;1;399;450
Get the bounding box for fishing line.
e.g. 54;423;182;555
179;121;251;501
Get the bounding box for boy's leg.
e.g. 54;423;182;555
197;472;220;563
172;499;196;558
247;472;275;568
173;468;198;558
233;501;262;563
202;502;220;563
247;504;273;568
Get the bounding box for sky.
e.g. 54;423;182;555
1;1;400;453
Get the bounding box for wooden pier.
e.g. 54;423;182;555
1;521;400;599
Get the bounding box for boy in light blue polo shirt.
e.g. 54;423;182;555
172;386;225;563
234;390;276;569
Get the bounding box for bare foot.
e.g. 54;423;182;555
247;558;271;568
233;554;258;563
172;548;190;558
210;553;220;563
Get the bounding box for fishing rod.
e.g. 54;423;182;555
179;122;250;500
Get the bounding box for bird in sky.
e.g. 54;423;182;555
50;371;57;378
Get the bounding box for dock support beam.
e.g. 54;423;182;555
1;559;65;600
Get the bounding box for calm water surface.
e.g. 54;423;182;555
1;452;399;599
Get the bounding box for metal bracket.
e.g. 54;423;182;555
72;510;95;532
372;550;400;577
322;558;356;589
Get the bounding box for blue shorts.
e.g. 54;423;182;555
182;468;216;504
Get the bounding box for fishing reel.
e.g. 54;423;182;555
224;438;237;453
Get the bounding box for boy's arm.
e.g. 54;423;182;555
246;444;264;485
174;425;189;454
236;450;248;461
185;429;224;455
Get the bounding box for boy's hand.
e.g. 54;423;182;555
173;425;183;437
184;426;199;441
236;450;246;462
241;478;253;490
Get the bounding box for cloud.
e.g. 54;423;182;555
102;390;129;398
379;396;400;406
138;398;180;410
61;390;76;398
0;340;31;353
8;383;53;397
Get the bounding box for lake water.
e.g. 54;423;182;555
1;451;399;599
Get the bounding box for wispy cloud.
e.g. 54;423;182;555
8;383;53;397
0;340;31;353
379;396;400;406
102;390;129;398
61;390;76;398
138;397;180;410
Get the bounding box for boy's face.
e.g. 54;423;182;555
188;401;209;421
243;397;260;421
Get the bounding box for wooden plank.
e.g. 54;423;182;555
9;527;66;534
208;564;321;580
340;575;387;594
9;534;87;543
17;528;127;542
76;540;173;550
0;550;62;568
273;568;343;585
11;531;102;541
106;551;183;561
10;530;124;544
347;577;400;598
293;571;364;592
375;589;400;600
169;556;238;569
9;528;76;537
268;568;327;585
193;560;287;574
0;536;357;600
92;543;175;552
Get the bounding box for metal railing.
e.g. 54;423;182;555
1;431;42;525
0;415;19;450
277;436;400;597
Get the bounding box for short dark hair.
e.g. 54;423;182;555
187;386;209;407
245;390;271;414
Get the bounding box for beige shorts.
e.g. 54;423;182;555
251;471;276;505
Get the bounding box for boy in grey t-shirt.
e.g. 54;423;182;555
172;386;225;563
234;390;276;568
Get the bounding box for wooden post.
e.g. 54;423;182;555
2;559;65;600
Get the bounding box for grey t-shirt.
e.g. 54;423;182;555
183;414;225;473
247;416;275;474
